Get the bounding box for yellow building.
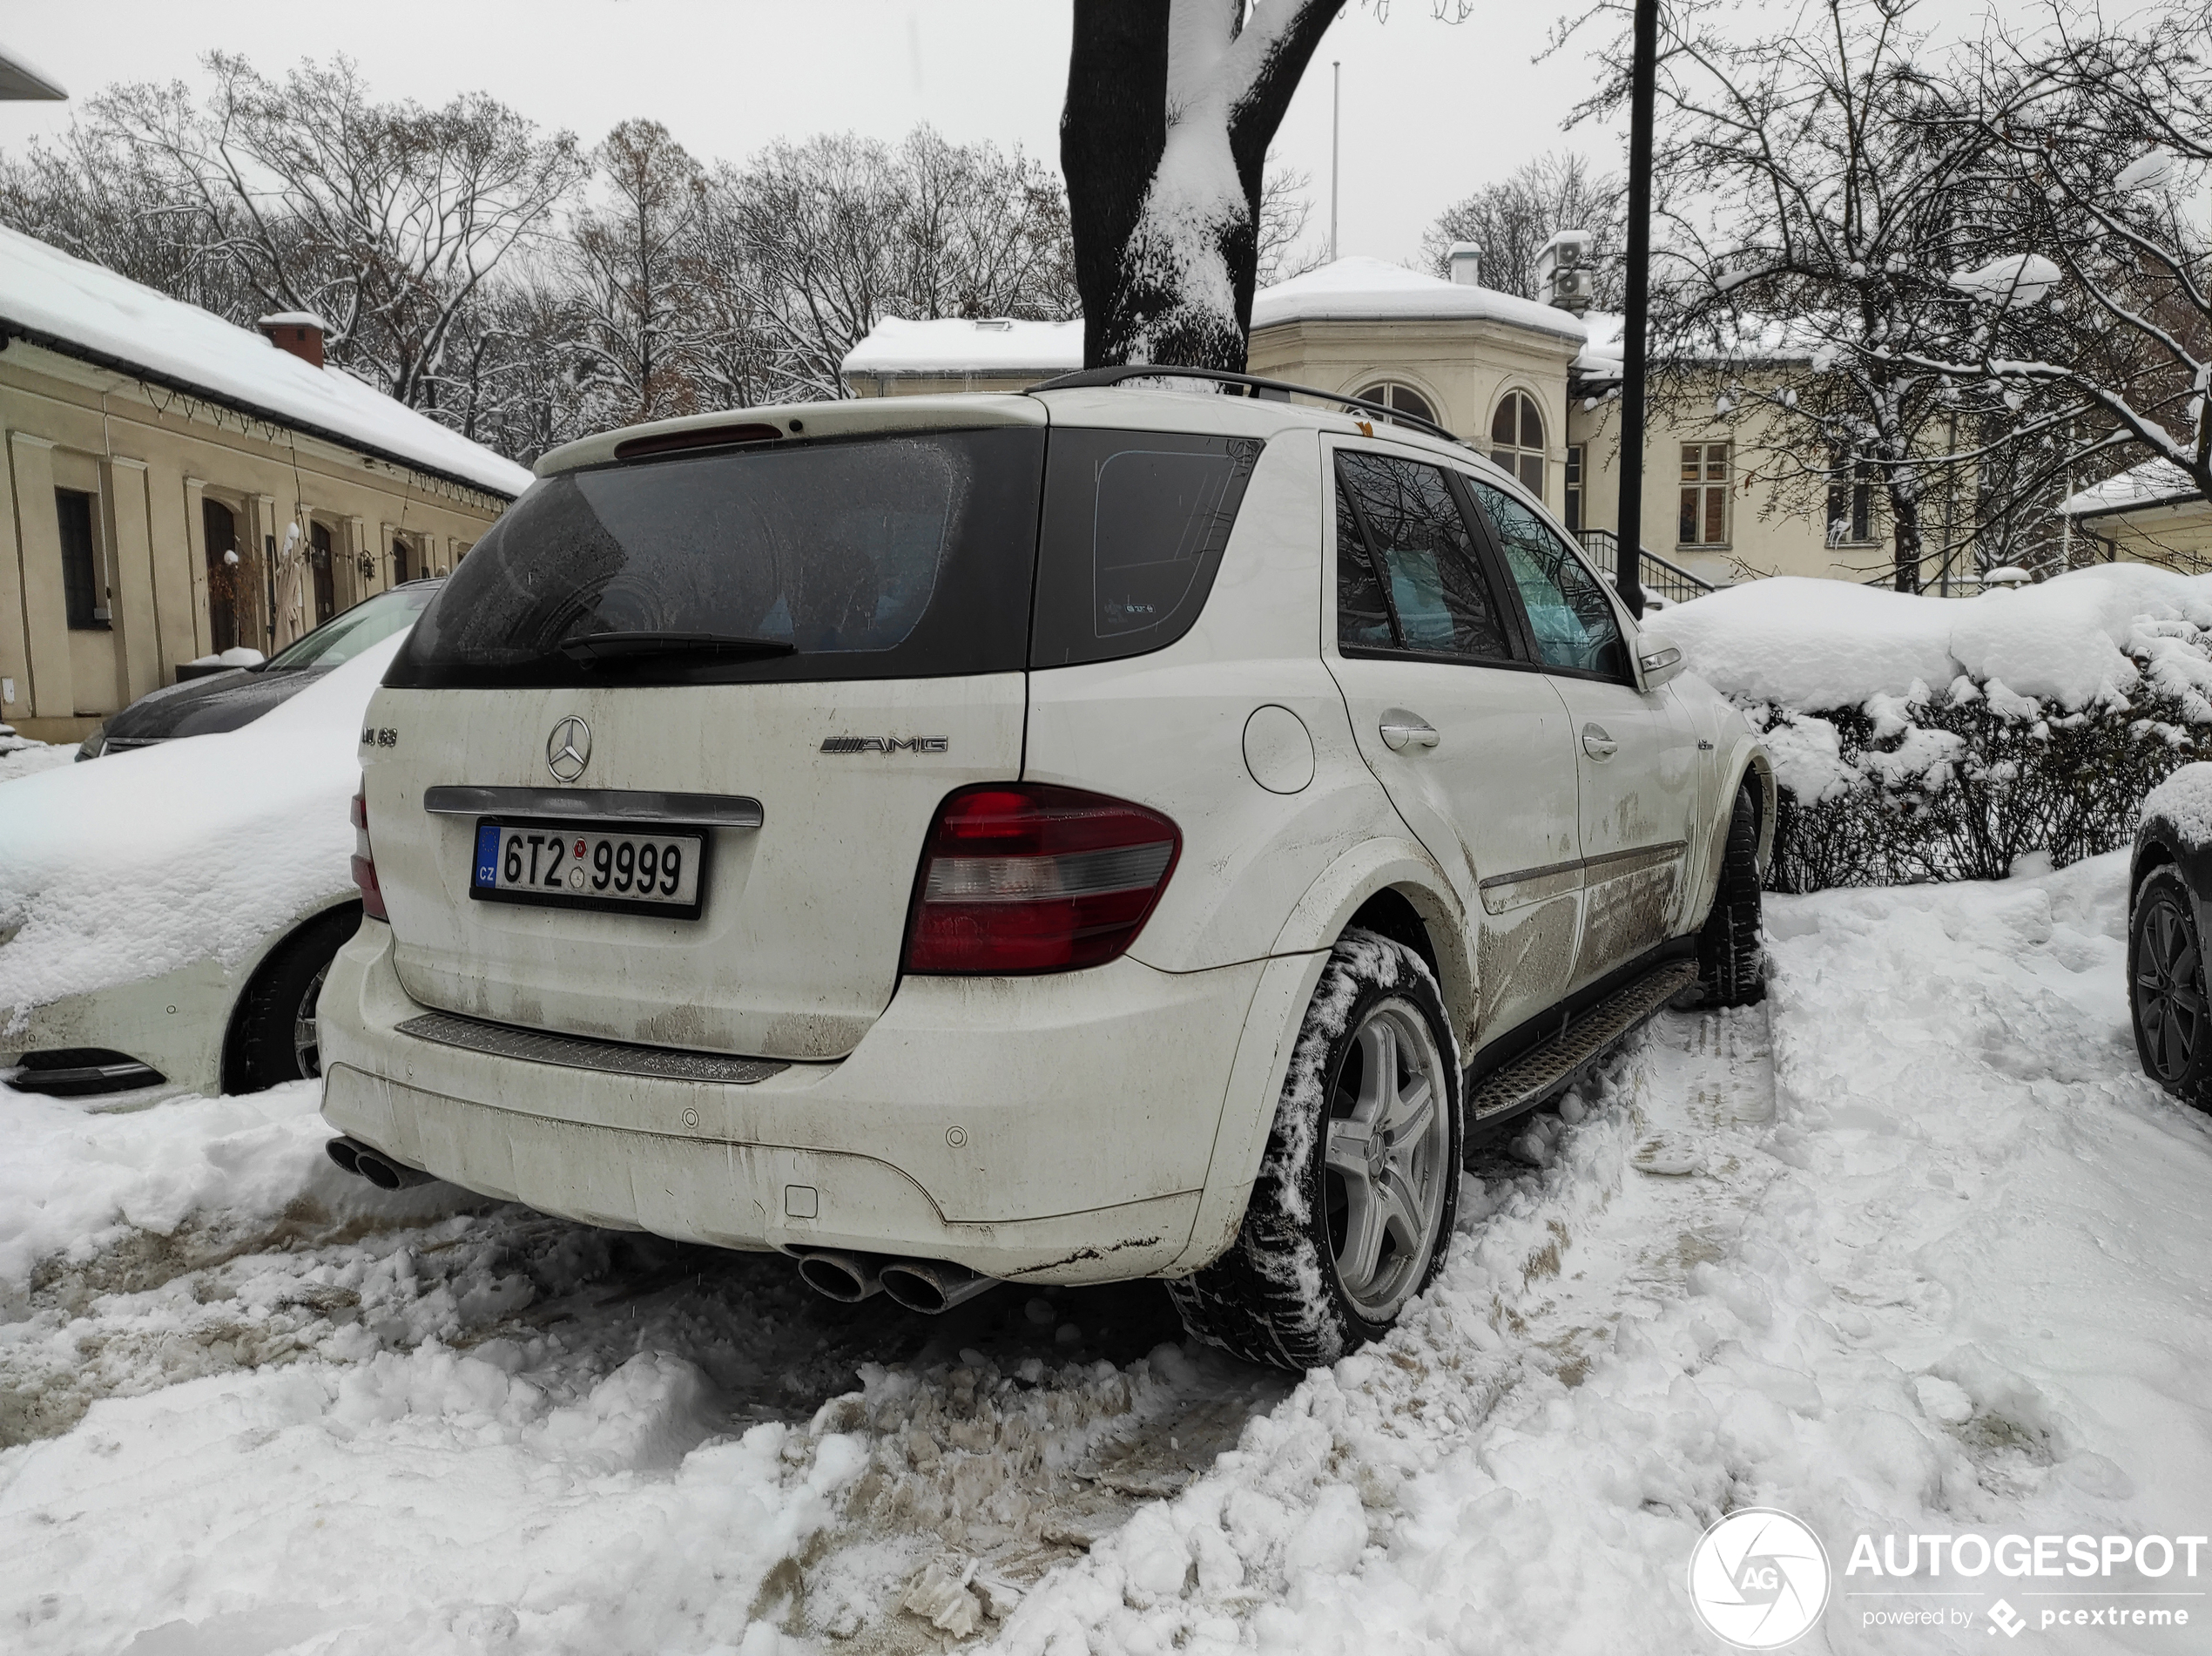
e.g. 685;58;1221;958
2060;459;2212;573
840;258;1939;603
1;225;529;743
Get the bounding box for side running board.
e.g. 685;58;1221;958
1467;958;1702;1125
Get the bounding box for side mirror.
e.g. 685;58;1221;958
1636;629;1685;690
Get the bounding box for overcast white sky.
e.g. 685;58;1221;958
0;1;2064;272
0;2;1631;270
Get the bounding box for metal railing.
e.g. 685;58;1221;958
1575;529;1718;605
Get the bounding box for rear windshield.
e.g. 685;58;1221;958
1030;429;1264;668
386;428;1044;688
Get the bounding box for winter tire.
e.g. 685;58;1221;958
1697;784;1765;1007
225;903;362;1094
2130;864;2212;1110
1169;928;1461;1369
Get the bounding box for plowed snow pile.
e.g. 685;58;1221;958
3;852;2209;1653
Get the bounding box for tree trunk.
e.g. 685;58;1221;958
1886;470;1924;592
1061;0;1339;371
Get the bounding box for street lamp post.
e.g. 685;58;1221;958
1615;0;1658;620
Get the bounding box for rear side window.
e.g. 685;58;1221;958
387;428;1044;688
1030;429;1264;668
1335;450;1517;663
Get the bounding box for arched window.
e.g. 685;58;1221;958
1489;391;1547;497
1356;382;1438;428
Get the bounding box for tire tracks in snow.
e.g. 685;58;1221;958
0;1005;1774;1653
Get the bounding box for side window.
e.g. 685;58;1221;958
1032;429;1265;667
1467;477;1630;680
1335;481;1396;650
1335;450;1515;662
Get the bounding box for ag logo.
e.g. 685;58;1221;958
1688;1507;1831;1649
545;715;591;782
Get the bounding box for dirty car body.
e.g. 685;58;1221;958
318;388;1770;1347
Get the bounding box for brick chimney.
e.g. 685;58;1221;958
1447;242;1481;287
257;312;327;368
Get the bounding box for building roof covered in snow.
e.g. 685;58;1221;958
0;44;66;100
841;317;1083;381
0;224;532;497
2060;457;2204;520
1249;257;1588;341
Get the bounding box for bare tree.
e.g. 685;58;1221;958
568;120;710;427
1420;151;1622;302
1925;3;2212;530
82;54;583;414
727;127;1076;402
1600;0;2028;590
1256;158;1325;287
0;112;248;316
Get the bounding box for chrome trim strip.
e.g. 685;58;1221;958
422;785;763;828
1581;840;1689;881
396;1010;788;1085
1475;840;1689;916
1477;855;1584;916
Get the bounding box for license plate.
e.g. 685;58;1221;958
469;820;707;919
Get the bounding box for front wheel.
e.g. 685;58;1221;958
1169;929;1461;1369
1697;784;1765;1007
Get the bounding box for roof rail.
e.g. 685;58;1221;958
1028;364;1465;448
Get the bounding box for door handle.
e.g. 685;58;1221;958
1581;722;1619;760
1379;714;1440;752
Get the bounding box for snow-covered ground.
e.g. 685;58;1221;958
4;853;2209;1653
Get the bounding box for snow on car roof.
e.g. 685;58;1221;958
0;225;533;498
1249;257;1588;341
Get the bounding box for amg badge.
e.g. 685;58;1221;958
820;736;949;754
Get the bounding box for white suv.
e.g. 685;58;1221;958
318;379;1771;1369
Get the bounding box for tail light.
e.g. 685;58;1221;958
350;783;388;921
904;784;1180;973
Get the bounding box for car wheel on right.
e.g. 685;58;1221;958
2129;862;2212;1110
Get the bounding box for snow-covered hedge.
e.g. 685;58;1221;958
1659;568;2212;889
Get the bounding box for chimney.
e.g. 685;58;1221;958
1447;242;1481;287
257;312;327;368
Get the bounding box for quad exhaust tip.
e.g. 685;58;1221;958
326;1135;435;1191
794;1251;997;1314
797;1250;883;1303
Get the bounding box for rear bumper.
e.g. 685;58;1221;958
317;921;1305;1284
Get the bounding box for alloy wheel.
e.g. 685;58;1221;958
292;960;332;1079
1322;997;1453;1323
2136;891;2205;1085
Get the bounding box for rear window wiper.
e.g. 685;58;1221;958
555;631;799;666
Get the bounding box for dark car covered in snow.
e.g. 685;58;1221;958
78;580;442;760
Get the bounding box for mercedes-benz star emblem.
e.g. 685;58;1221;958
546;715;591;782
